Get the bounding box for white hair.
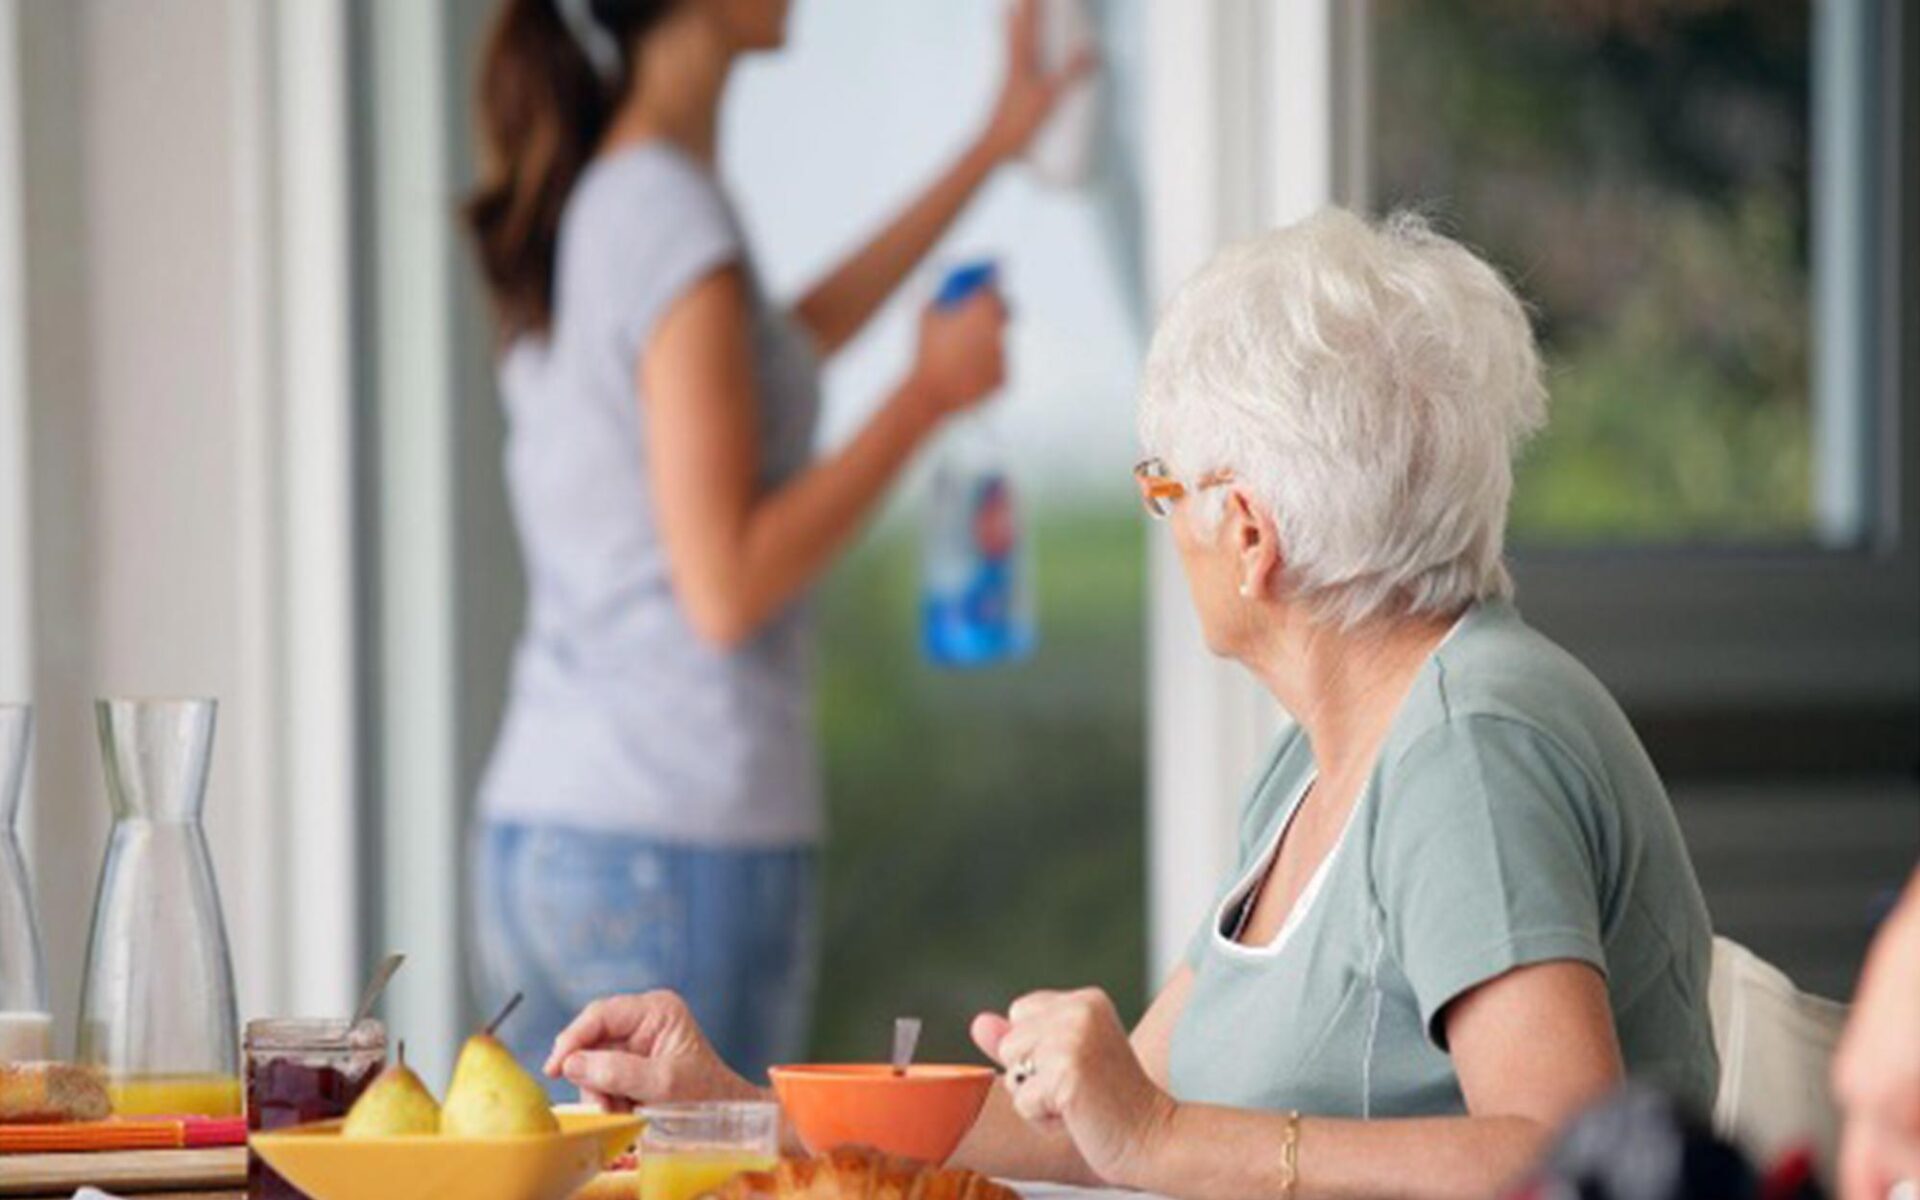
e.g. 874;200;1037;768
1138;208;1548;629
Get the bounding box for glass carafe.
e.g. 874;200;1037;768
0;703;53;1063
77;698;241;1115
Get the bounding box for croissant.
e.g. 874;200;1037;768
700;1145;1020;1200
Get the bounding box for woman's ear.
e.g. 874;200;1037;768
1226;488;1282;600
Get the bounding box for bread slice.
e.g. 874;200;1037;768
0;1062;113;1124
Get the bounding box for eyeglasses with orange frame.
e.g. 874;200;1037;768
1133;457;1234;519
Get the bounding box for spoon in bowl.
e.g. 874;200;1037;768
891;1016;922;1077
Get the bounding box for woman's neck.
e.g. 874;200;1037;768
602;9;734;166
1244;604;1463;783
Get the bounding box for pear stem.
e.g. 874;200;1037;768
398;1039;407;1067
484;992;525;1036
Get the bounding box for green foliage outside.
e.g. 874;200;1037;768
1376;0;1816;544
811;510;1147;1062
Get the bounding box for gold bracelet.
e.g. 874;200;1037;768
1279;1109;1302;1200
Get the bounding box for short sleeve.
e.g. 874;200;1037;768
1373;715;1608;1050
561;149;743;364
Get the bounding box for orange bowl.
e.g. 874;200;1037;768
769;1064;995;1165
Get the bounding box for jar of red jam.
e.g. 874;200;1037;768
244;1018;385;1200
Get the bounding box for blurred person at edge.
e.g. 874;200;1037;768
540;212;1723;1200
462;0;1090;1094
1834;869;1920;1200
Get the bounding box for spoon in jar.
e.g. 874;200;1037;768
351;953;406;1028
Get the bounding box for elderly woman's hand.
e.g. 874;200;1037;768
972;988;1177;1188
544;991;763;1112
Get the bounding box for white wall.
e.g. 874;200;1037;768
3;0;358;1050
7;0;271;1047
0;2;30;712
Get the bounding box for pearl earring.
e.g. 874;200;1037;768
1239;581;1254;599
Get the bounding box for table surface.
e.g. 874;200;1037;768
87;1194;239;1200
12;1173;1152;1199
21;1186;1150;1200
19;1194;241;1200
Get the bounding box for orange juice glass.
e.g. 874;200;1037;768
107;1072;244;1117
639;1102;779;1200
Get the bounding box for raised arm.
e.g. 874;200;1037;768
981;961;1622;1200
789;0;1092;356
646;266;1003;647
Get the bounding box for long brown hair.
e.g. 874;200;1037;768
464;0;676;338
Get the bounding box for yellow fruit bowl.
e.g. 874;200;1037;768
250;1110;642;1200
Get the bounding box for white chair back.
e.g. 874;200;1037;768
1706;935;1850;1180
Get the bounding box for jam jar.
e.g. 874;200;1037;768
244;1018;385;1200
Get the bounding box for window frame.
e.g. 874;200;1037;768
1142;0;1371;978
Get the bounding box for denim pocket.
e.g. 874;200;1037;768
514;829;689;1008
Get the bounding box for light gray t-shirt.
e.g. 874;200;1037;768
480;143;824;846
1170;600;1718;1118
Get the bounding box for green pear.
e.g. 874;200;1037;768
341;1043;440;1138
439;1031;558;1137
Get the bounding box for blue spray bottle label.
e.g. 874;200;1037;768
921;259;1036;668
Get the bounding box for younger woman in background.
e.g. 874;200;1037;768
463;0;1089;1092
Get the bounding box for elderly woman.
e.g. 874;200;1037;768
543;210;1720;1200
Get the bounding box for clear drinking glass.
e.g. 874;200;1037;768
245;1018;386;1200
0;703;52;1063
77;698;242;1114
639;1102;782;1200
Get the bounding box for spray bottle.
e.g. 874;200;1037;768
917;3;1098;667
920;260;1035;668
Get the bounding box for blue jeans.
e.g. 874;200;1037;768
471;822;818;1101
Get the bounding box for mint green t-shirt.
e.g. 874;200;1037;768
1168;601;1718;1118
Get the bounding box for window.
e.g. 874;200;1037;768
725;0;1149;1057
1138;0;1917;978
1364;0;1919;993
1372;0;1878;550
1349;0;1918;717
